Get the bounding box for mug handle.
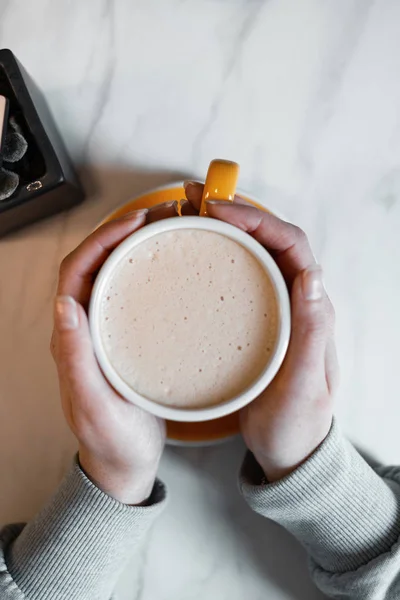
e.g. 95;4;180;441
199;159;240;216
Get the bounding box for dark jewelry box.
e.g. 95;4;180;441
0;49;84;237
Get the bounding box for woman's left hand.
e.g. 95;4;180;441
51;202;178;505
183;183;338;482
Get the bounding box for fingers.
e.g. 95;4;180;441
147;200;179;223
58;210;148;306
185;182;315;286
184;181;315;285
283;266;335;393
58;201;179;307
184;181;247;212
53;296;108;409
206;202;315;286
183;181;203;210
180;199;198;216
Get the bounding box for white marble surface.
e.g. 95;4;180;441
1;1;400;598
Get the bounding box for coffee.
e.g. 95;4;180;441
100;229;279;409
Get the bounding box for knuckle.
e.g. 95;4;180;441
58;345;77;368
300;310;329;342
304;321;327;343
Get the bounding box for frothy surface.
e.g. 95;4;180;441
100;229;278;409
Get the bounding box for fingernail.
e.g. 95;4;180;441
146;201;179;223
121;208;148;220
148;200;176;211
179;199;188;213
183;180;199;191
206;200;230;206
55;296;79;331
302;265;324;301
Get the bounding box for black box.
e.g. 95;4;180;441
0;49;84;237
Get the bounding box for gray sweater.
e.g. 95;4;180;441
1;421;400;599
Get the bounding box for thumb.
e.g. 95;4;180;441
53;295;104;397
284;266;330;383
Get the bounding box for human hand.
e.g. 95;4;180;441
51;202;179;504
184;183;338;482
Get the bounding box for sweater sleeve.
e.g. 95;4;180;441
0;459;167;600
239;420;400;600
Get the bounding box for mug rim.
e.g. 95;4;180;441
89;216;291;422
98;181;287;226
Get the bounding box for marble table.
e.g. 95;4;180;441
1;1;400;598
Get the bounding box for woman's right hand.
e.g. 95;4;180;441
51;202;179;505
184;183;339;482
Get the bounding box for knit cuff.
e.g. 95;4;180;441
5;460;167;600
240;420;400;573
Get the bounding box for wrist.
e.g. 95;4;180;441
78;446;158;505
257;458;308;483
249;418;333;483
254;436;332;483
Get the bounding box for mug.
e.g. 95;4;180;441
89;160;291;422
